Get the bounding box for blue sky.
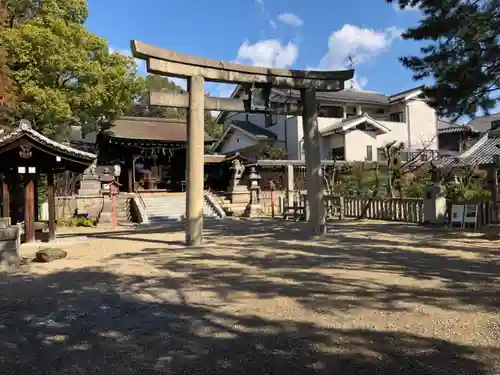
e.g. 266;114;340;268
85;0;425;97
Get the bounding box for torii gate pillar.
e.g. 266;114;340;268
186;75;205;246
301;88;325;235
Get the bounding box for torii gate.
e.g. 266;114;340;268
131;40;354;246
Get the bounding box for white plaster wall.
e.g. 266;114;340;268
220;131;257;154
344;120;409;161
407;100;438;151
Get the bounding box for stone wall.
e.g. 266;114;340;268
54;195;105;221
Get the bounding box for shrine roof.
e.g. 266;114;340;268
0;120;97;161
105;117;214;144
204;152;249;164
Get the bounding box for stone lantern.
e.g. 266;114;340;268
244;167;264;217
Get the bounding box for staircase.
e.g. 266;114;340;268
115;195;133;225
141;193;222;224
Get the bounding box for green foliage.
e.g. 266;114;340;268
386;0;500;119
1;0;143;137
256;143;287;160
402;168;432;198
128;75;186;120
442;166;491;201
331;163;381;198
0;4;17;125
331;161;491;201
59;217;96;227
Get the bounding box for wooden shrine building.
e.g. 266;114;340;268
0;120;96;242
96;116;214;193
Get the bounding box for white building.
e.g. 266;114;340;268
213;86;438;162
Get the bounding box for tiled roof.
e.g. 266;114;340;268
437;119;455;129
231;120;277;140
437;125;477;134
466;112;500;133
320;114;390;135
204;152;248;164
108;117;214;143
436;131;500;167
0;120;96;161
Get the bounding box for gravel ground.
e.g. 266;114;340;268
0;219;499;374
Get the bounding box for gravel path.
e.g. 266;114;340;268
0;219;498;374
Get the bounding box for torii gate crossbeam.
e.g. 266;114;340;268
131;40;354;246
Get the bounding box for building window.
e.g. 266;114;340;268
375;108;385;114
377;148;387;162
491;120;500;130
366;145;373;161
389;112;404;122
331;147;345;160
318;106;343;118
265;114;277;128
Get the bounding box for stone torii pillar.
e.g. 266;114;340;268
131;40;353;244
301;88;325;235
186;75;205;245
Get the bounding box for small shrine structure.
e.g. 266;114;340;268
0;120;97;242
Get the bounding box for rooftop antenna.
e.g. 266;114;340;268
347;54;358;90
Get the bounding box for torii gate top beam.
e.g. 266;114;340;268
131;40;354;91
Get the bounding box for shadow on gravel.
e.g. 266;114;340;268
0;269;497;374
109;219;500;313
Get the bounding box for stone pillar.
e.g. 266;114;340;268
47;173;56;241
24;175;35;243
285;164;294;206
186;75;205;246
423;183;446;224
300;87;325;236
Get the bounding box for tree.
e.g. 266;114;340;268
0;0;142;138
387;0;500;119
0;3;17;125
128;75;186;119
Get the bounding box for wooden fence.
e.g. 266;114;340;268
280;192;496;228
325;196;424;223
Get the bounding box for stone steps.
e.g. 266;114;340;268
140;193;221;223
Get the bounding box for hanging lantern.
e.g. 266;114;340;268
246;83;272;112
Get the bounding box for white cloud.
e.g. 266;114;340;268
236;39;298;68
277;12;304;27
269;19;277;29
318;24;403;89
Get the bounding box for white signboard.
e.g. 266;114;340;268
463;204;478;229
450;204;465;229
